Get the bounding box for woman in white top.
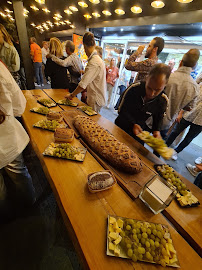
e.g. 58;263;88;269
0;61;35;218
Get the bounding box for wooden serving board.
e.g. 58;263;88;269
80;138;156;199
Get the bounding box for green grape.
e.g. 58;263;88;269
132;229;137;234
155;241;160;248
126;225;131;231
135;238;139;244
127;248;133;258
151;245;156;251
152;229;157;236
150;234;155;240
137;233;142;240
141;227;147;233
155;237;160;242
136;223;141;229
141;238;146;245
145;241;150;248
126;244;132;249
136;228;140;234
133;234;138;241
132;254;137;262
150;239;155;246
127;219;134;225
138;254;143;260
157;231;163;239
161;238;167;246
156;224;162;231
142;233;148;239
162;248;167;256
146;228;151;235
146;251;151;260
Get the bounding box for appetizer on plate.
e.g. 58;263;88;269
33;119;66;131
37;98;56;107
30;106;50;115
79;106;97;116
57;98;78;107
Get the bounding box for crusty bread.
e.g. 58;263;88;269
54;128;74;143
74;116;142;174
47;111;63;122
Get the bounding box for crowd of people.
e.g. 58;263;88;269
0;23;201;220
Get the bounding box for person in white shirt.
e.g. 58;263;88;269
0;61;35;218
41;41;50;84
161;49;200;139
68;32;106;113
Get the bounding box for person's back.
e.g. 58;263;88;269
46;57;69;89
30;42;42;63
162;49;200;131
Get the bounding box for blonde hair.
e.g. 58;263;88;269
0;24;13;46
49;37;63;57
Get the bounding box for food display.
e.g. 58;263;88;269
87;171;116;193
74;116;142;174
30;106;50;115
155;164;200;207
79;106;97;116
47;111;63;122
33;119;66;131
107;215;179;268
57;98;78;107
54;128;74;143
137;131;173;160
43;142;86;161
37;98;56;107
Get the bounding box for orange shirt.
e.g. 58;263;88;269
30;43;42;63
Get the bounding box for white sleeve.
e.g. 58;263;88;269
79;62;100;89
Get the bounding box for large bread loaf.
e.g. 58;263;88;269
74;116;142;174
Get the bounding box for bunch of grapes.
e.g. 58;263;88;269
53;143;79;159
120;219;176;267
36;107;49;114
37;120;59;131
157;165;187;196
82;106;94;113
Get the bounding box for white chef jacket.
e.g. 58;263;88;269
0;61;29;169
79;51;106;107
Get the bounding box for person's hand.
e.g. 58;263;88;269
153;131;162;139
137;45;145;55
175;110;184;123
65;93;73;100
133;124;143;136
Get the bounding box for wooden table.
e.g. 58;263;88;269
22;89;202;269
42;88;202;257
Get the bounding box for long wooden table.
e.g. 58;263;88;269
42;88;202;257
22;89;202;269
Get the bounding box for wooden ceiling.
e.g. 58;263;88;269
0;0;202;33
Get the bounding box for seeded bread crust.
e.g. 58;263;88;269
74;116;142;174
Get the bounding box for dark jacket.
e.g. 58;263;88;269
115;81;168;137
45;57;69;89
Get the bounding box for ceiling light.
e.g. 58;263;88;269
23;8;29;13
60;21;65;25
92;12;100;17
151;1;165;8
84;14;92;18
102;10;111;16
42;8;50;13
0;12;7;17
89;0;100;3
46;21;51;24
5;8;13;13
177;0;193;3
70;24;75;28
65;20;71;24
54;13;62;18
53;16;60;20
7;14;12;17
64;9;73;15
103;28;106;32
121;28;123;31
78;2;88;8
103;0;113;2
31;23;36;27
69;6;78;12
23;13;28;17
115;9;125;15
7;1;12;4
30;6;39;11
131;6;142;13
152;26;155;30
54;22;60;25
35;0;45;4
10;17;15;21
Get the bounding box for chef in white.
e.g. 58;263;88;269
0;60;35;217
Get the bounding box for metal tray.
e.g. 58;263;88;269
107;215;180;268
43;143;87;162
37;100;57;108
78;106;97;116
30;107;50;115
57;99;78;107
154;164;200;208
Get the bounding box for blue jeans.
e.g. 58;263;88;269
166;118;202;153
0;153;36;215
34;62;43;85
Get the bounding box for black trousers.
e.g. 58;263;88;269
166;118;202;153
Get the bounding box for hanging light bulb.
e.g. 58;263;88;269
35;0;45;4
